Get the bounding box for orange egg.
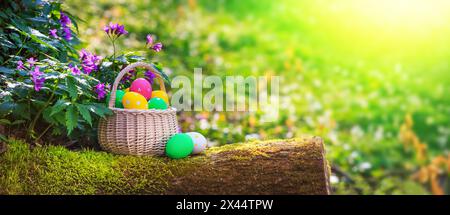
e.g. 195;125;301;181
151;90;169;105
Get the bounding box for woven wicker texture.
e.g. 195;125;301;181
98;62;178;156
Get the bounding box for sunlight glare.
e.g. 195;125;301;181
355;0;450;29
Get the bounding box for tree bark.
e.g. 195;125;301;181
166;136;331;195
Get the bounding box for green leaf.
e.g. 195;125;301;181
43;108;57;124
0;119;11;125
65;105;78;135
11;120;26;125
100;61;113;69
0;101;16;115
66;76;78;99
0;66;15;75
124;53;146;62
0;134;7;143
76;104;92;126
6;81;33;97
51;10;61;19
53;111;66;126
116;55;128;64
7;24;58;51
72;75;92;90
151;63;171;83
45;72;67;80
12;102;30;120
0;90;12;100
30;99;47;109
51;99;70;116
27;17;48;24
0;39;16;49
87;103;112;118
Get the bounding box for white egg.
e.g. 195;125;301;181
186;132;207;154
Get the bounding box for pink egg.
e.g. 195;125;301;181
130;78;152;100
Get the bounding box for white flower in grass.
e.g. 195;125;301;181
330;175;339;184
245;133;260;141
359;162;372;171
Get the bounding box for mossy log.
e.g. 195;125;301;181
167;137;330;194
0;137;330;195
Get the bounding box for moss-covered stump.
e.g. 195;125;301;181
0;137;330;195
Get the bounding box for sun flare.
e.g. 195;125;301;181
353;0;450;30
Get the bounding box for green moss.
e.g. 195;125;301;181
207;138;309;160
0;139;177;194
0;139;226;194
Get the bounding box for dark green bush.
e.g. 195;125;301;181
0;0;165;145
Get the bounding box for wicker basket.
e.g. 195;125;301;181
98;62;178;156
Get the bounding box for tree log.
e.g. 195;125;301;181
166;136;331;195
0;137;330;194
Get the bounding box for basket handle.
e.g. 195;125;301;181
108;62;166;108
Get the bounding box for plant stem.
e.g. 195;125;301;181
27;94;55;140
35;124;53;142
27;79;59;140
112;39;116;72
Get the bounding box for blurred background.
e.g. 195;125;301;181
65;0;450;194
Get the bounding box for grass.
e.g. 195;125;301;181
60;0;450;194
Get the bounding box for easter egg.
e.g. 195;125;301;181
106;90;125;108
151;90;170;105
165;133;194;159
122;92;148;110
186;132;207;154
148;97;168;110
130;78;152;100
124;88;129;92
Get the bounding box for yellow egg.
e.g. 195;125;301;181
122;92;148;110
151;90;169;105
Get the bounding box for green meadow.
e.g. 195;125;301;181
63;0;450;194
1;0;448;194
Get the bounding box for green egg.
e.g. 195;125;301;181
106;90;125;108
148;97;168;110
165;133;194;159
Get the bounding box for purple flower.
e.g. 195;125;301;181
62;26;72;41
27;57;37;67
16;60;25;70
59;12;72;41
146;34;154;45
144;70;156;84
103;25;111;34
121;74;131;83
121;69;136;84
30;66;45;91
60;12;71;26
94;83;107;100
152;42;163;52
79;49;101;75
116;25;128;35
145;34;163;52
103;22;128;38
49;29;58;38
68;64;81;75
